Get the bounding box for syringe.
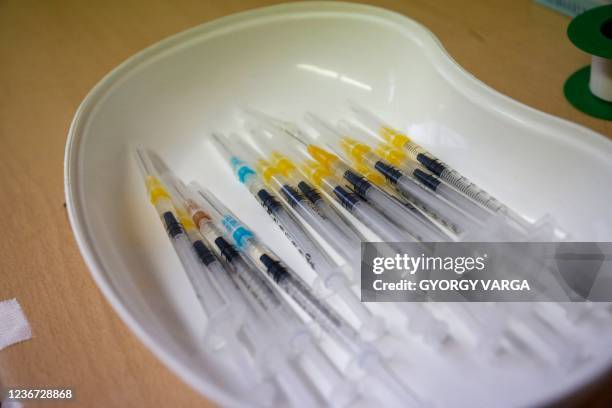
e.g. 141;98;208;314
133;147;259;389
306;113;477;239
336;177;545;351
244;110;430;241
196;185;424;407
304;142;448;242
301;160;413;243
162;199;285;403
245;123;367;245
166;175;357;406
268;149;367;245
334;118;495;226
210;132;331;272
210;134;383;336
238;130;360;267
145;154;337;402
348;160;446;238
349;103;530;230
370;144;471;235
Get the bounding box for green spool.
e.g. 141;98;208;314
564;4;612;121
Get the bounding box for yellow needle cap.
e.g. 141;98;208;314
255;158;280;185
353;163;386;187
340;137;371;164
270;152;296;177
374;143;407;167
307;145;339;167
380;126;410;148
177;208;197;231
301;160;332;188
146;176;171;204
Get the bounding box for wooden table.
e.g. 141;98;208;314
1;0;610;406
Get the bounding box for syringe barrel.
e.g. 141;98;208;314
206;233;325;357
316;176;340;198
396;176;477;234
351;201;409;243
393;188;461;236
296;180;349;227
405;143;527;227
231;262;297;336
400;140;430;163
257;183;371;325
171;233;227;317
275;180;358;262
276;182;309;210
395;161;492;222
440;165;501;208
271;178;331;233
230;254;286;317
365;186;447;242
203;260;249;319
232;242;325;346
234;233;364;356
339;167;441;241
270;205;341;278
436;182;494;221
292;202;356;259
397;157;424;175
278;272;363;354
242;176;334;272
312;195;364;245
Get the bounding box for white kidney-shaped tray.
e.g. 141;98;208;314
64;2;612;407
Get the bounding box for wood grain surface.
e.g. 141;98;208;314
0;0;610;407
